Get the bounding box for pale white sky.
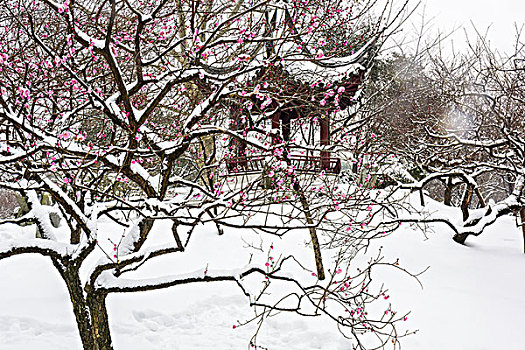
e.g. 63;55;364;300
419;0;525;54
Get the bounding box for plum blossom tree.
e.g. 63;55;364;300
0;0;415;349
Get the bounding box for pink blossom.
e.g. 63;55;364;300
59;131;71;140
18;87;30;99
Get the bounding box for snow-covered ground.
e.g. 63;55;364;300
1;198;524;350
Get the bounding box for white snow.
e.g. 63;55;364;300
1;197;524;349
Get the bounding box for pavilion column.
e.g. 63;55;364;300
230;108;247;170
281;111;294;163
271;111;281;145
320;115;330;170
281;111;292;142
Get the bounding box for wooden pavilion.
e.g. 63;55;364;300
226;64;367;175
223;6;374;176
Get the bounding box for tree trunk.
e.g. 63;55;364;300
88;291;114;350
71;225;81;244
52;258;96;350
53;258;114;350
292;181;325;280
444;177;453;206
461;184;474;221
475;188;486;208
453;232;469;245
520;207;525;253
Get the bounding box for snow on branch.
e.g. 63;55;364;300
95;264;266;293
0;238;74;261
425;129;509;148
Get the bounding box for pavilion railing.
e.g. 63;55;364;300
226;154;341;175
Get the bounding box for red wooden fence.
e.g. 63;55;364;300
226;154;341;175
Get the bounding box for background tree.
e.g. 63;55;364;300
420;33;525;245
361;29;525;249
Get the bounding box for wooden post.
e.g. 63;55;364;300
231;108;246;170
281;112;291;142
320;115;330;171
280;111;293;162
271;111;281;145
